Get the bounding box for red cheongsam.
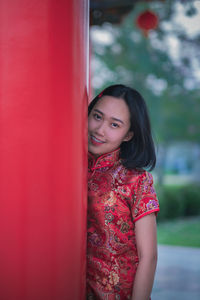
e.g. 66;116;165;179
87;148;159;300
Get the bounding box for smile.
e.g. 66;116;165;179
90;135;105;145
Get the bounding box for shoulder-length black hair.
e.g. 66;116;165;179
88;84;156;171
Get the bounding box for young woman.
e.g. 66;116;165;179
87;84;159;300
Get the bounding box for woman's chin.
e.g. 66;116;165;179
89;146;101;157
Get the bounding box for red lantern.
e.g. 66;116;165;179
136;10;158;36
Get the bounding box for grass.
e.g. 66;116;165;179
157;216;200;247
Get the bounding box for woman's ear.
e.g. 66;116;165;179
123;131;134;142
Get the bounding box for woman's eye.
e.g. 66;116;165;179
111;123;119;128
94;113;101;120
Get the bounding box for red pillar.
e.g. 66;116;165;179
0;0;88;299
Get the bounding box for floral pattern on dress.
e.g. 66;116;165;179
87;149;159;300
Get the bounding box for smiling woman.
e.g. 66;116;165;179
88;96;133;157
87;84;160;300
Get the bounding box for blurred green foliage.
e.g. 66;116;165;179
156;184;200;221
157;216;200;247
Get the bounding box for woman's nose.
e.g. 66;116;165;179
96;122;106;136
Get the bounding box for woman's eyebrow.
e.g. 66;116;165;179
111;117;124;124
94;109;124;124
94;108;103;115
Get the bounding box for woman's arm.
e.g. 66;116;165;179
131;213;158;300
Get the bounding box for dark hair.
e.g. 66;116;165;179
88;84;156;171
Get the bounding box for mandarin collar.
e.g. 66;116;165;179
88;148;120;171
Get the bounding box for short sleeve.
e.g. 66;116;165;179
131;171;159;222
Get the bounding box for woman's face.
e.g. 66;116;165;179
88;95;133;157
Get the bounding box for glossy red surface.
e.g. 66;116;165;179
0;0;88;299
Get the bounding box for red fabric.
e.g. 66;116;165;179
87;149;159;300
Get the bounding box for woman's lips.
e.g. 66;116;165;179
90;135;105;146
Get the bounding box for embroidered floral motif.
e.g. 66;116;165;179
146;199;159;210
89;182;99;191
105;212;114;225
109;271;120;286
104;191;116;206
121;222;130;233
117;218;130;233
88;232;103;247
117;185;131;197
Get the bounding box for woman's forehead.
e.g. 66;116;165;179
94;96;130;120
